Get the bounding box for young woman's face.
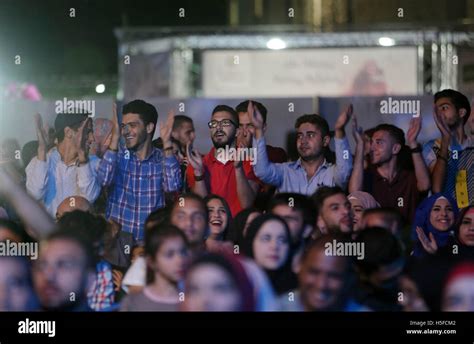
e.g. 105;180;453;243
443;275;474;311
151;236;188;283
252;220;290;270
429;198;455;231
184;263;242;311
349;198;364;232
458;211;474;246
207;198;228;237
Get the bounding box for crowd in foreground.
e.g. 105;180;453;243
0;89;473;311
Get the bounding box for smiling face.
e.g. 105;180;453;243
207;198;228;238
370;130;398;165
121;113;152;151
252;220;290;271
458;210;474;246
298;248;348;311
296;123;328;161
429;198;455;232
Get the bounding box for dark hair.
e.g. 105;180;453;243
186;252;255;311
454;204;474;239
172;193;208;217
354;227;404;276
145;224;187;258
21;140;39;168
434;89;471;125
235;100;267;124
373;124;405;146
172;115;194;131
268;193;316;228
227;208;260;245
212;105;239;126
145;224;188;283
311;186;346;216
204;194;232;240
0;219;26;241
145;207;171;233
55;113;89;143
362;207;404;232
301;233;353;272
294;114;330;138
45;230;97;271
122;99;159;136
242;214;291;260
57;210;107;262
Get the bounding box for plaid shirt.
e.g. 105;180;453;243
88;260;114;311
97;147;181;241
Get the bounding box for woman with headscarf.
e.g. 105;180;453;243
242;214;297;295
347;191;380;232
412;193;459;258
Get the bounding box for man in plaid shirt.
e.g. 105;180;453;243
97;100;181;242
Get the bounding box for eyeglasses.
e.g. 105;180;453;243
208;119;237;129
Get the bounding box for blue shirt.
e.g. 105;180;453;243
252;136;353;195
97;147;181;241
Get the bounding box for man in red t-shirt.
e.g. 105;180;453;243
186;105;259;216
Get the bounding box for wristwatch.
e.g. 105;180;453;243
410;144;422;154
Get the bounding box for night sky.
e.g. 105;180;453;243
0;0;228;86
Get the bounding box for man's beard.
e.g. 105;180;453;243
212;132;235;149
125;131;147;151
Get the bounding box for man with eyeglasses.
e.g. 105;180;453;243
186;105;259;216
97;100;181;242
250;102;354;195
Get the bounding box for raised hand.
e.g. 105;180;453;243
186;143;204;176
109;103;120;151
160;110;175;148
433;106;451;139
34;113;49;161
416;226;438;254
76;117;92;164
334;104;353;138
351;113;364;145
407;114;422;148
247;101;264;138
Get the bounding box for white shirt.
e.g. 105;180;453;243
25;148;101;216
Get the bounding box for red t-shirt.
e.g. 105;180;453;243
186;148;259;216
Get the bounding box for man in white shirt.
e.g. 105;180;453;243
26;112;101;216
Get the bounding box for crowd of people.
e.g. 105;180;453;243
0;89;473;312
